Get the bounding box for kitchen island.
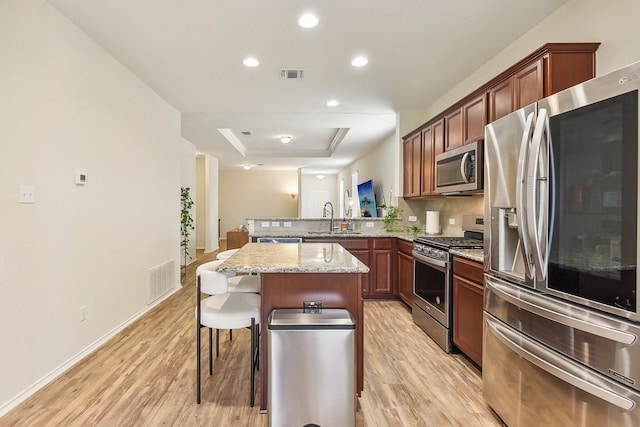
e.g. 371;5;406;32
216;242;370;411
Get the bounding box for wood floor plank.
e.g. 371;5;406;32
1;249;503;426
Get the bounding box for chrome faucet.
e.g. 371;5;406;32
322;201;334;233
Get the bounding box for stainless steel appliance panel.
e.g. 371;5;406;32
413;251;449;327
483;313;640;427
486;275;640;392
484;103;536;285
412;302;450;352
435;140;483;194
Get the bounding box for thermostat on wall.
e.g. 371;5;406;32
75;171;87;185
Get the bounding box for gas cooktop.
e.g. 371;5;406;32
414;232;484;250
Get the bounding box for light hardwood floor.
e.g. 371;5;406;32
1;248;503;426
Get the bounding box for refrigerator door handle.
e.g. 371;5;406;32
486;277;637;345
526;108;549;281
516;112;536;279
485;316;637;411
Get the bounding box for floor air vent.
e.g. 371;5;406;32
148;259;176;304
280;69;305;79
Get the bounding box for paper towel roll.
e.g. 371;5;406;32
426;211;440;235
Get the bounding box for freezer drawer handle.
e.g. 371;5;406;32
486;278;637;345
486;317;636;411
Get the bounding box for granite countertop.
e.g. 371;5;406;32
216;242;370;274
251;230;418;242
450;248;484;263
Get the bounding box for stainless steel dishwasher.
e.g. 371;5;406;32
267;308;356;427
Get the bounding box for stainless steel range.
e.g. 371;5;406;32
412;216;483;352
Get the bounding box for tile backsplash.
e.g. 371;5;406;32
397;195;484;235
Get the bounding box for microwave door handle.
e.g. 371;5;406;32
516;112;535;279
459;152;470;183
526;108;549;282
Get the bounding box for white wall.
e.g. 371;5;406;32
0;0;183;413
422;0;640;120
338;132;397;214
218;169;298;237
180;140;196;268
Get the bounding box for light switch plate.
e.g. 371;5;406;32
261;222;270;227
75;171;87;185
449;218;455;225
284;222;292;227
365;222;374;227
271;221;280;227
408;215;417;222
19;185;35;204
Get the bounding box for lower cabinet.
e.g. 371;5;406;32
452;256;484;367
397;240;414;306
303;237;395;299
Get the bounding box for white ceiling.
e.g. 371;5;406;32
47;0;568;173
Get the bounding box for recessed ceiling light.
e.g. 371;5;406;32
280;136;292;144
243;57;260;68
351;56;368;67
243;165;252;170
298;13;319;29
316;174;325;180
326;99;339;107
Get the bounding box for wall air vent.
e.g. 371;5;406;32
280;69;305;79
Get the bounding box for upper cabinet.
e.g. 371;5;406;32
403;118;444;199
445;93;487;151
487;43;599;122
402;131;421;198
403;42;599;198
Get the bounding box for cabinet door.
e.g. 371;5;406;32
370;238;395;297
403;133;421;198
453;275;484;367
445;108;463;151
514;59;543;110
463;94;487;144
397;248;413;306
420;126;433;196
351;249;371;297
488;78;513;122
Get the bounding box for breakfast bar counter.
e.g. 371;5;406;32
216;242;370;411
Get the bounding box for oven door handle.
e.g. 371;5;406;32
413;251;448;269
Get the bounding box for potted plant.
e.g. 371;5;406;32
180;187;194;275
378;204;403;232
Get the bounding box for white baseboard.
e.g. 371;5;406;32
0;284;183;418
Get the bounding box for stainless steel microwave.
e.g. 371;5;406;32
434;140;483;194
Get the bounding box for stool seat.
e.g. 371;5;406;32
198;293;261;330
216;248;239;260
228;275;261;293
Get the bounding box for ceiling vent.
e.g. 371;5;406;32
241;131;252;135
280;69;305;79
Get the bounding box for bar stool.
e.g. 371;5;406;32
196;270;260;406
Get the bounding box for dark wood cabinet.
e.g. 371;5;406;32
420;118;444;196
303;237;395;298
402;132;421;198
462;94;487;144
444;108;463;151
371;238;395;297
452;256;484;367
396;240;414;306
487;43;599;122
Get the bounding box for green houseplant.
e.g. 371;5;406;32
378;204;403;232
180;187;194;275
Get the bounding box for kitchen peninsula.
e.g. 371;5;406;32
216;242;370;411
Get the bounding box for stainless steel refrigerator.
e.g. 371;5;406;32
483;61;640;426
